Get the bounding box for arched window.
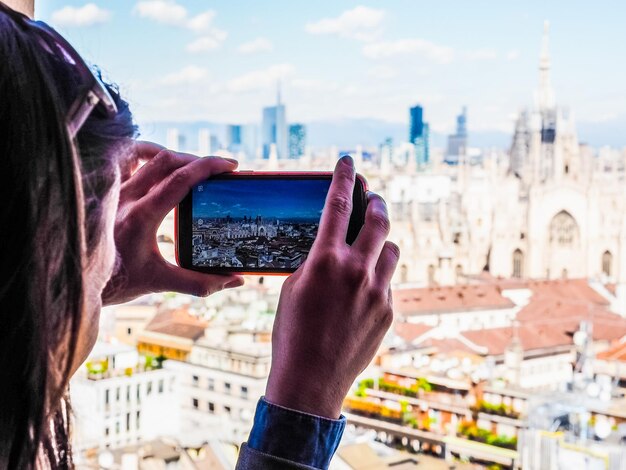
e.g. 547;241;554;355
400;264;409;283
602;251;612;277
427;265;435;286
512;249;524;278
549;211;579;246
455;264;463;282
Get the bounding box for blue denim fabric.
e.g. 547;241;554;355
247;397;346;470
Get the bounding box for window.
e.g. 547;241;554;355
105;389;110;405
126;386;130;402
224;406;231;415
116;387;120;402
549;211;578;246
126;413;131;432
136;411;141;430
208;402;215;413
105;427;109;437
115;422;120;435
207;378;215;391
561;268;568;279
136;384;141;403
158;379;164;394
427;265;436;286
455;264;463;281
225;383;231;394
192;398;199;409
602;251;612;276
241;386;248;399
147;381;152;395
127;327;132;335
512;249;524;278
192;375;199;386
400;264;408;283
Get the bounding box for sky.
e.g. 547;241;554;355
37;1;626;142
193;179;330;220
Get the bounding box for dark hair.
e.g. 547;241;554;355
0;5;137;468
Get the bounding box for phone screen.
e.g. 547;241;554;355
191;178;331;270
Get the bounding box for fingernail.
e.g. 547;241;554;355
340;155;354;167
225;278;244;289
224;157;238;164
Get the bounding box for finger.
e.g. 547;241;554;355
375;241;400;288
139;156;238;225
119;141;163;182
315;155;355;247
352;192;390;263
134;140;166;162
153;261;244;297
121;149;198;199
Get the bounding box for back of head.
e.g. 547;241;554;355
0;3;136;468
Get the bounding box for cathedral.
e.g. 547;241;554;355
383;22;626;288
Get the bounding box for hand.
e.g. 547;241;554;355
102;141;244;305
265;156;399;419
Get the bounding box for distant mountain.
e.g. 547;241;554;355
137;115;625;152
577;116;626;148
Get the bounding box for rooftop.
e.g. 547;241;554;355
393;284;514;316
145;308;208;340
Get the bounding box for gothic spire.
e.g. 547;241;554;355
536;20;555;110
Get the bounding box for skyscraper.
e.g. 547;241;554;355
288;124;306;159
409;105;430;167
226;124;242;152
409;105;424;144
446;106;468;163
262;85;287;159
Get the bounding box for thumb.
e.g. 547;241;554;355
153;261;244;297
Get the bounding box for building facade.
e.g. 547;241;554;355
165;334;271;445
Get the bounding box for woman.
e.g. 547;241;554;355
0;3;399;469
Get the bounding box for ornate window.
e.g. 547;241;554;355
549;211;578;246
602;251;612;277
512;249;524;278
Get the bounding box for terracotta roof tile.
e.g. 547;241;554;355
145;308;208;340
524;279;609;305
393;285;514;316
393;322;432;343
597;341;626;361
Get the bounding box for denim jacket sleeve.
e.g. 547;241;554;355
235;397;346;470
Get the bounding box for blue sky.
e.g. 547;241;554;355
193;179;330;220
37;1;626;140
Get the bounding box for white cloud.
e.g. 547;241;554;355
506;49;520;61
368;65;398;80
160;65;209;85
186;10;216;32
305;6;385;41
51;3;111;27
134;0;187;26
186;30;228;53
363;38;454;64
134;0;227;50
464;48;498;61
238;37;273;54
227;64;295;93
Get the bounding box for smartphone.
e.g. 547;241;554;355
176;171;368;275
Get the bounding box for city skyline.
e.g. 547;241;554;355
193;179;330;220
37;1;626;147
